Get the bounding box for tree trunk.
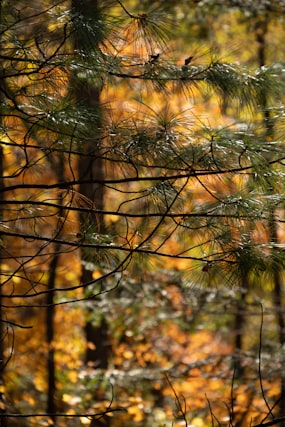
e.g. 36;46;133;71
269;213;285;419
46;154;65;423
76;58;111;427
233;290;246;379
72;1;111;424
46;253;57;424
0;1;7;422
0;148;7;427
255;18;285;420
232;272;248;382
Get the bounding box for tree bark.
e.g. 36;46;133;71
46;153;65;423
0;145;7;427
232;287;247;380
255;18;285;420
0;1;7;423
72;1;111;424
46;253;57;423
269;212;285;419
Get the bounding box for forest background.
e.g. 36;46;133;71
1;0;285;426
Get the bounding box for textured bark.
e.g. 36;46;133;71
72;1;111;424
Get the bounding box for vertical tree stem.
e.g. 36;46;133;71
46;252;58;423
0;0;7;423
72;1;111;423
255;17;285;419
46;153;65;423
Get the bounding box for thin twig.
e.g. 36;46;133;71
253;416;285;427
116;0;136;19
0;319;32;329
0;408;125;418
206;394;221;427
165;373;188;427
228;366;236;427
258;303;274;419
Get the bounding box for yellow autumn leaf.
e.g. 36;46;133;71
191;417;206;427
62;393;72;403
12;275;21;284
123;350;133;359
128;404;144;422
80;417;91;425
92;269;103;279
67;370;78;383
65;271;78;282
33;374;46;392
87;341;96;350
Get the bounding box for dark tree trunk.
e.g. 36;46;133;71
46;154;65;423
76;58;112;427
46;253;58;423
0;147;7;427
72;1;111;424
0;1;7;423
232;278;248;381
269;212;285;419
255;18;285;420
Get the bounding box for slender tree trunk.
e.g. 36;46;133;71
72;1;111;424
255;18;285;419
255;18;274;139
232;268;248;382
46;154;65;423
77;67;112;427
269;212;285;418
75;48;111;384
233;289;246;379
0;1;7;423
0;148;7;427
46;253;57;424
